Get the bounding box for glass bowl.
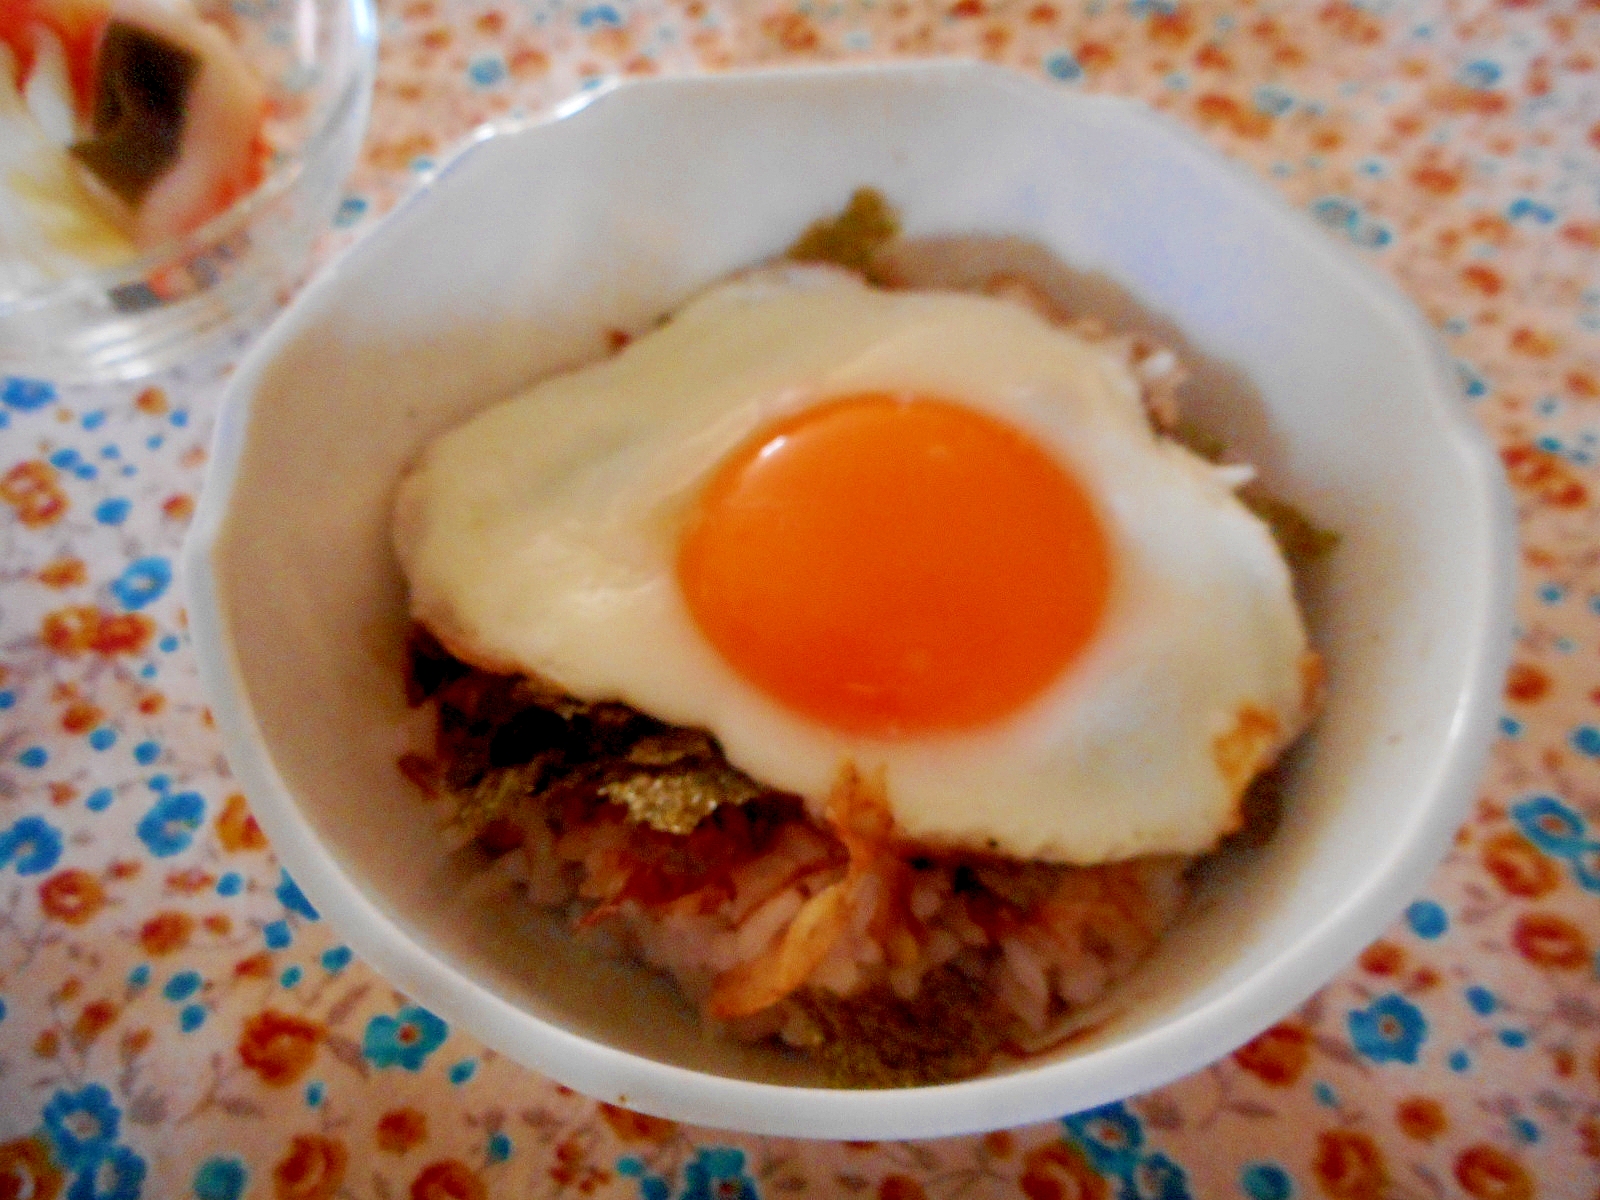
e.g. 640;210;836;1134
0;0;376;382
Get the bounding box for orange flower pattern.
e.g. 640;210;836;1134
1510;911;1590;970
215;792;269;852
1394;1096;1447;1143
0;460;68;526
1454;1144;1536;1200
238;1010;326;1087
69;998;119;1051
0;1135;64;1200
1019;1142;1109;1200
138;909;195;955
39;606;156;658
36;869;107;925
272;1135;347;1200
0;1;1597;1195
376;1108;429;1155
597;1102;677;1144
1312;1130;1387;1200
1481;831;1560;898
409;1159;487;1200
1232;1021;1312;1087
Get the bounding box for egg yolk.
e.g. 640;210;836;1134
676;393;1112;737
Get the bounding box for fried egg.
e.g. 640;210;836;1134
393;267;1316;864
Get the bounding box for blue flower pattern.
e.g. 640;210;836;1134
109;557;172;610
1347;993;1428;1064
363;1004;449;1070
43;1084;120;1169
0;815;64;874
67;1145;146;1200
134;792;205;857
623;1147;760;1200
2;376;57;410
1061;1104;1192;1200
1240;1163;1293;1200
1064;1102;1144;1178
192;1157;247;1200
1512;794;1600;893
1122;1152;1192;1200
681;1147;759;1200
36;1084;146;1200
274;869;320;920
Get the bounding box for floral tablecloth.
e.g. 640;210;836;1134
3;1;1598;1197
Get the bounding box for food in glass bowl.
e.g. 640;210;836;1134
0;0;373;382
0;0;266;293
391;194;1327;1086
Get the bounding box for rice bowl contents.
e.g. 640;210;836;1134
391;211;1323;1084
400;636;1194;1085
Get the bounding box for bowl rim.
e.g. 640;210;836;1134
0;0;379;318
182;59;1517;1139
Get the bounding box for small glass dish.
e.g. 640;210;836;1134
0;0;376;382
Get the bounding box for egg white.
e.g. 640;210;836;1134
393;267;1314;864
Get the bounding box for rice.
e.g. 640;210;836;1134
403;645;1192;1086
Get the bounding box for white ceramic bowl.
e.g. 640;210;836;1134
183;61;1514;1139
0;0;376;382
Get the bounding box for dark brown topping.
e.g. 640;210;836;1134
600;768;762;836
1243;492;1341;567
404;625;473;705
1223;755;1290;851
785;187;901;280
71;21;199;207
965;858;1072;913
796;964;1006;1087
410;630;779;836
1170;418;1229;463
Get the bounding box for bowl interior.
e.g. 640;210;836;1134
188;64;1510;1137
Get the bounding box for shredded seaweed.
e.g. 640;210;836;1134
797;965;1006;1087
785;187;901;280
71;22;199;206
1244;492;1342;566
404;625;473;705
410;630;773;836
601;768;763;836
1170;418;1229;464
1226;757;1289;850
450;756;550;835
